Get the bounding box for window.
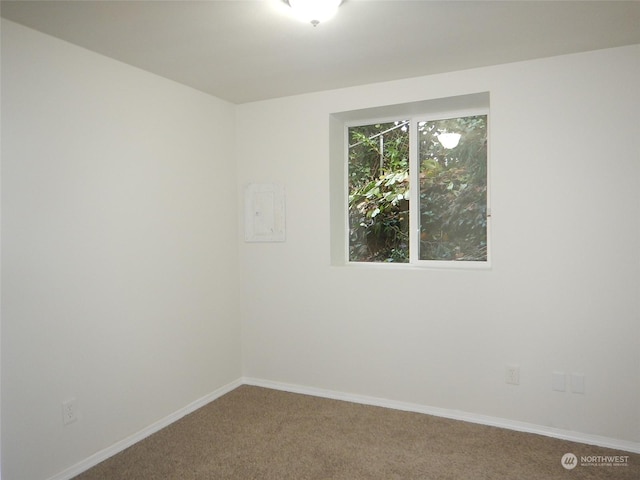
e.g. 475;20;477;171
331;93;490;267
348;120;411;262
416;115;488;262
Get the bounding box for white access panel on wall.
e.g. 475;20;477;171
244;183;286;242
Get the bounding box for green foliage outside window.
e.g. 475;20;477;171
348;115;487;263
418;116;488;261
348;121;411;262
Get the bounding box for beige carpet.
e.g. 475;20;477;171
74;385;639;479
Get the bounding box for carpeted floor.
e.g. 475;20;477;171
73;385;639;479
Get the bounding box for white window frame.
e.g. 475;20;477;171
335;96;491;270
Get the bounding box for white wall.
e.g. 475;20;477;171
1;20;241;480
1;16;638;480
237;45;640;444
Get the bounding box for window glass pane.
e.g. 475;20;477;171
418;115;488;261
348;121;410;262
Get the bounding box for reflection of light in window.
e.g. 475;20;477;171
437;132;461;149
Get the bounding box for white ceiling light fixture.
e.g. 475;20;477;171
287;0;342;27
437;132;462;149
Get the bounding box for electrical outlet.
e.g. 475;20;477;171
62;398;78;425
505;365;520;385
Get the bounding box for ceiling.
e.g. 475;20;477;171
2;1;639;104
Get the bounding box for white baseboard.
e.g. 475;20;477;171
47;378;243;480
242;377;640;454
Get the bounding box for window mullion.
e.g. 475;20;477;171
409;118;419;265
